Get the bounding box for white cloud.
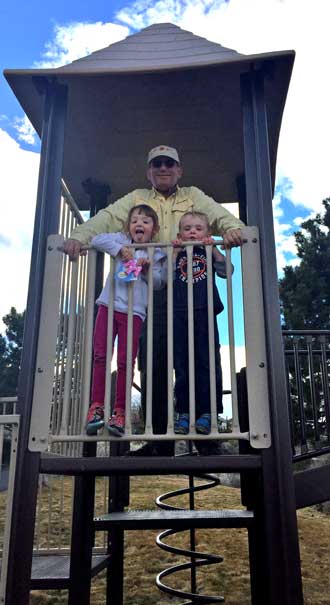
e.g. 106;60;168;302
12;115;37;145
117;0;188;29
117;0;330;214
35;21;129;68
0;128;39;331
115;0;330;269
9;21;130;147
273;204;299;274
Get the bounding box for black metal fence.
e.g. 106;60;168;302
283;330;330;460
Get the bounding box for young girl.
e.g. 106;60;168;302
86;204;166;437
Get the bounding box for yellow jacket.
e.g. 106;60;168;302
70;186;244;244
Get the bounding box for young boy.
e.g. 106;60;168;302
173;211;232;435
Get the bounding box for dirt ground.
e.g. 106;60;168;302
1;475;329;604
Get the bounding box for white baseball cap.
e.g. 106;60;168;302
147;145;180;164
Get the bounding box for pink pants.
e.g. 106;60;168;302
91;305;143;411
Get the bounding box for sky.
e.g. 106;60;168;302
1;0;329;341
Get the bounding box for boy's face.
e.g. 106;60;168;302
178;215;210;241
129;210;157;243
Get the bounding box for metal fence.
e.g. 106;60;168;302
0;184;89;575
283;330;330;460
0;413;20;602
60;180;84;238
0;398;16;416
27;226;271;452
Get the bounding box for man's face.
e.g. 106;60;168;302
146;156;183;195
179;215;210;241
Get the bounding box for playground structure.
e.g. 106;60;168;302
1;22;330;604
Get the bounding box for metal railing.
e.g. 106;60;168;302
0;398;17;416
0;400;108;557
283;330;330;460
0;414;20;603
60;180;84;237
27;227;271;452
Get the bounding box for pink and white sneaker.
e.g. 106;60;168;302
107;411;125;437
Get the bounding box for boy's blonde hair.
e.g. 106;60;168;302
126;204;159;236
178;211;210;232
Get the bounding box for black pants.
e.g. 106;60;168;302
174;309;223;416
139;290;174;455
139;291;223;454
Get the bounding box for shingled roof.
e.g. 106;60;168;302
58;22;242;72
4;22;295;209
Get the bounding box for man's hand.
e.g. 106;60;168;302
120;246;134;261
62;238;86;261
222;229;243;249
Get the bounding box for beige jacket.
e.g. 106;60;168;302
70;186;244;244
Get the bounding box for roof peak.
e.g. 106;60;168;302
59;20;239;72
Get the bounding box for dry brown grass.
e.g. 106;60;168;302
1;475;329;604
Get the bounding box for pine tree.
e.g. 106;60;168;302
279;198;330;330
279;200;330;451
0;307;25;396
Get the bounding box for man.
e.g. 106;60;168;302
64;145;243;257
63;145;244;455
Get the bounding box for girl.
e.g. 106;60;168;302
86;204;166;437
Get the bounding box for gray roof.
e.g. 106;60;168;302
4;23;295;210
59;22;241;72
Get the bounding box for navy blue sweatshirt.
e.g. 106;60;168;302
173;246;224;315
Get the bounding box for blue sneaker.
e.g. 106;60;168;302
174;413;190;435
86;402;104;435
196;414;211;435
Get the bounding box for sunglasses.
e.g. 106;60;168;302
150;158;176;168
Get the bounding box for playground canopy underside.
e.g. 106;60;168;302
4;23;294;210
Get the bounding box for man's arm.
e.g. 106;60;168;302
190;186;244;247
62;191;137;260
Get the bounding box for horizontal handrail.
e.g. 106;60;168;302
28;227;271;452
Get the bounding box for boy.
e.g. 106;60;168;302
173;211;231;435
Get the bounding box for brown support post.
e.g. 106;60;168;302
241;67;304;604
5;80;68;604
68;454;96;605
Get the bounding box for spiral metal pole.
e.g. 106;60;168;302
155;457;225;603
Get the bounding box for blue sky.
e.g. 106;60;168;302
1;0;329;342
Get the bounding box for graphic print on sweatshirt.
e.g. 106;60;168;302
177;250;208;284
174;246;223;314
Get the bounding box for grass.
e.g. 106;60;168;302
1;475;329;604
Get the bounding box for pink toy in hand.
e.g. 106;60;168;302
124;259;142;278
116;258;142;282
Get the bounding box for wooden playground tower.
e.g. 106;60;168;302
3;22;325;604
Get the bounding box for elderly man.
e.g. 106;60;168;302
63;145;244;455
